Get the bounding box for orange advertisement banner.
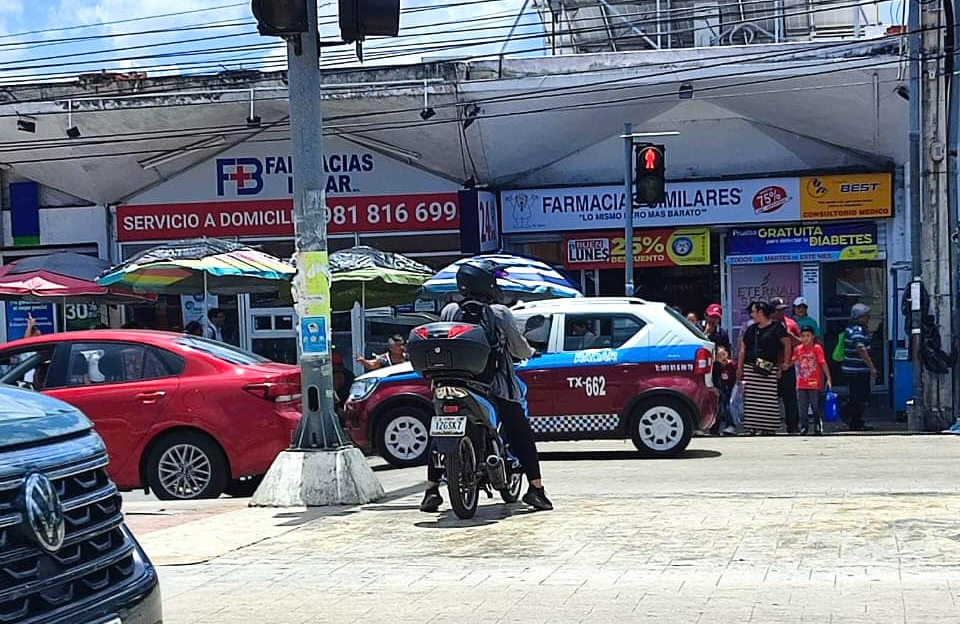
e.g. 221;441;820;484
799;173;893;221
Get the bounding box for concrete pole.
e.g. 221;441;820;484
907;0;923;429
623;122;635;297
251;1;383;506
918;0;954;427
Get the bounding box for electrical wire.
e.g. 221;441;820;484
0;51;931;163
0;0;897;81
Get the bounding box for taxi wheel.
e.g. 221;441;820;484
629;398;693;458
376;406;431;468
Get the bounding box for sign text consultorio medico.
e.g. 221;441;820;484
500;173;892;234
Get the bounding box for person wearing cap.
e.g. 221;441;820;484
701;303;731;352
842;303;877;432
792;296;820;336
770;297;802;434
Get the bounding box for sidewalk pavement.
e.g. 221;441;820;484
134;436;960;624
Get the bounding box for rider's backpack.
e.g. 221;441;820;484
453;299;507;387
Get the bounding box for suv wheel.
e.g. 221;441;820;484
146;431;229;500
377;406;431;468
629;398;693;457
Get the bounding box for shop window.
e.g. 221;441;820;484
562;314;645;351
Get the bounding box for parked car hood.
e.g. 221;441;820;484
0;385;91;450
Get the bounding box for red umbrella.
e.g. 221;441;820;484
0;256;153;304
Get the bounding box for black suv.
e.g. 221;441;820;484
0;385;161;624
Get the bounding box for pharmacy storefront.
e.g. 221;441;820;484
116;136;464;363
501;172;895;370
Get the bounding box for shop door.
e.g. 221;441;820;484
821;261;887;392
246;292;297;364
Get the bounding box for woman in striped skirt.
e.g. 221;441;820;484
737;301;792;434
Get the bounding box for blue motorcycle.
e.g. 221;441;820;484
409;322;523;519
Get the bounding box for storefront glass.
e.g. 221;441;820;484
821;260;887;388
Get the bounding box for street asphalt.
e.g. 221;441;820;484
123;435;960;623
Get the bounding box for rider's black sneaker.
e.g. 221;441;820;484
522;486;554;511
420;487;442;513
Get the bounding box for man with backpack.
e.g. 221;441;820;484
419;259;554;513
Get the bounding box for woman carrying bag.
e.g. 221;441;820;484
737;301;793;435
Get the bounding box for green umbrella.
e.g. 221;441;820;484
330;246;434;311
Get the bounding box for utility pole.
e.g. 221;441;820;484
912;0;955;429
251;0;384;506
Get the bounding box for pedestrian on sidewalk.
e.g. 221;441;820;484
737;301;791;435
792;297;821;336
842;303;878;432
771;297;802;434
794;326;832;435
701;303;732;352
712;344;738;435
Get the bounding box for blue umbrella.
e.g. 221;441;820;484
419;254;582;301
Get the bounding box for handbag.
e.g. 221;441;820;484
824;390;840;422
831;331;846;362
750;324;776;376
729;382;744;427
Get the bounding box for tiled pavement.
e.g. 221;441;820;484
132;436;960;623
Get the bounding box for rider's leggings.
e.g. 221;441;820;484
426;395;543;483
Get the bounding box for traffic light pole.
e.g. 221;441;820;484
251;0;383;506
623;122;635;297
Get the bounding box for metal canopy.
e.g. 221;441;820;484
0;40;906;205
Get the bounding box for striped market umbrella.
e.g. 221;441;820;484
419;254;583;302
97;238;294;295
329;246;433;310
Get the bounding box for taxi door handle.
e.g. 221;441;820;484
136;391;166;404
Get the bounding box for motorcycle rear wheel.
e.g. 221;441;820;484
499;468;523;503
447;436;480;519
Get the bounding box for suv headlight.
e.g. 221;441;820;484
348;378;379;402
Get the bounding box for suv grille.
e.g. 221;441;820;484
0;434;135;623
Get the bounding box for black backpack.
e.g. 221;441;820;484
454;299;510;391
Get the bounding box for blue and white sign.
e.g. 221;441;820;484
5;301;55;340
726;222;881;265
300;316;329;354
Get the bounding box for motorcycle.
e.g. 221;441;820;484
408;322;524;519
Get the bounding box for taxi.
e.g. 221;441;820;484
343;297;719;467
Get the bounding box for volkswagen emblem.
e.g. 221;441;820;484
22;473;65;553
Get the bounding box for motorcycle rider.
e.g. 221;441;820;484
420;259;554;512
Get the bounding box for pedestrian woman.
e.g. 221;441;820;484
737;301;792;434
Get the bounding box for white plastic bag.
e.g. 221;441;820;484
729;382;744;428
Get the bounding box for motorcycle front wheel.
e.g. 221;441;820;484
447;435;480;519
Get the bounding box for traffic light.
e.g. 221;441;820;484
251;0;309;36
339;0;401;42
634;143;666;206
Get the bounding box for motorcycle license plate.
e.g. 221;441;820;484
431;416;467;436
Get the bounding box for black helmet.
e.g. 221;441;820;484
456;259;501;302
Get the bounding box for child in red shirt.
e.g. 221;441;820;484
794;326;833;435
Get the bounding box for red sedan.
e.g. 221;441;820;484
0;330;301;499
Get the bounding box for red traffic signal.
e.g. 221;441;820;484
641;146;661;170
634;144;666;206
